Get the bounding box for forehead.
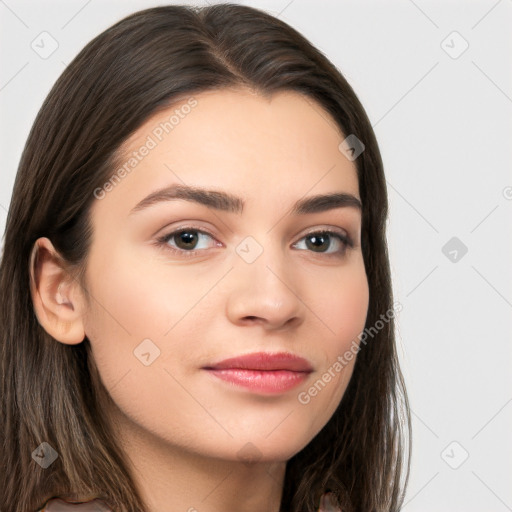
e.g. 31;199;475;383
94;87;360;220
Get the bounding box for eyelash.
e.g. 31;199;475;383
155;225;354;259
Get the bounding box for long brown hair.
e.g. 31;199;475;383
0;4;410;511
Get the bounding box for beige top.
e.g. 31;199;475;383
38;492;342;511
37;498;112;511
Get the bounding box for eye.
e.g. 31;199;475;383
156;227;219;257
292;229;354;258
155;226;354;258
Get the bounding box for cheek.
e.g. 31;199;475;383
82;249;180;385
86;244;190;336
295;259;368;423
82;244;220;404
316;259;369;353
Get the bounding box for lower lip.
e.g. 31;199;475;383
204;368;310;394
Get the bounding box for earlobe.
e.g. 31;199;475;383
29;237;86;345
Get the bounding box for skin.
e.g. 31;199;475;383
31;88;369;512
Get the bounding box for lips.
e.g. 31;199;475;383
202;351;313;394
202;351;314;372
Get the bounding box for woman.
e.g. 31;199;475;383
0;3;410;511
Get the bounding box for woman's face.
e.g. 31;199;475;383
82;88;369;463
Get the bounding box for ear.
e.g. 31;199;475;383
29;237;86;345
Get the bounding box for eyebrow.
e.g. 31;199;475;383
129;184;362;216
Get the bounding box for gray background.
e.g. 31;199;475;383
1;1;511;510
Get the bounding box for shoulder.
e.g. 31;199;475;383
37;498;113;512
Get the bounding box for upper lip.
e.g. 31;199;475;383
203;351;314;372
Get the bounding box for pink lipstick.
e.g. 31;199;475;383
202;351;313;394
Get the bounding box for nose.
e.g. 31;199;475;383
225;247;305;331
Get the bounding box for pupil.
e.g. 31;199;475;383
307;234;328;252
178;231;197;249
